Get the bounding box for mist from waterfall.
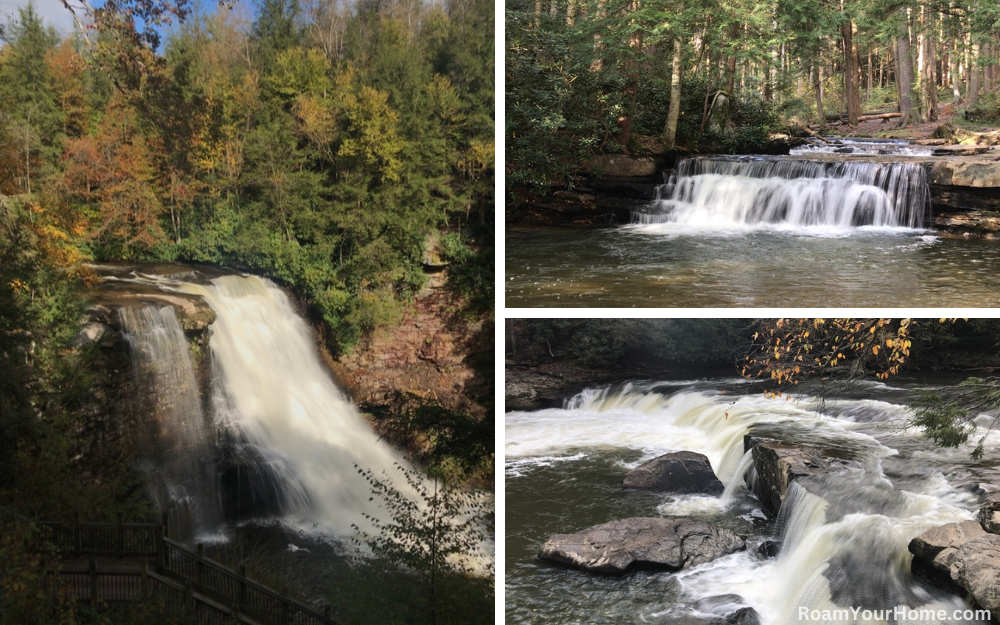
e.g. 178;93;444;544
631;156;931;231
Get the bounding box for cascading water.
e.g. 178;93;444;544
506;382;993;624
790;138;934;157
631;156;931;229
176;275;412;536
113;271;416;540
118;305;222;537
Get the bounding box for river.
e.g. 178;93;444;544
506;152;1000;308
505;377;997;624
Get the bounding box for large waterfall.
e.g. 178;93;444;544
117;273;413;539
506;383;991;624
632;156;931;230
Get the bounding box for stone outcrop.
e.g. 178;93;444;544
622;451;724;495
743;434;859;516
581;154;660;177
538;517;745;575
909;519;1000;615
980;500;1000;534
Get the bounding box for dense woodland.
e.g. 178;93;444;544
0;1;493;621
507;0;1000;185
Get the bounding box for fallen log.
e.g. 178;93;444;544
857;112;902;122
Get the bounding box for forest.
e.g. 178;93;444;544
506;0;1000;185
2;0;493;346
0;0;494;622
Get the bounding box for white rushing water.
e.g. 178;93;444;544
790;138;934;157
119;305;222;535
507;386;988;624
177;275;413;536
630;156;930;232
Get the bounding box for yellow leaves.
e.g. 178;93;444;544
885;339;894;348
872;345;880;356
8;278;27;293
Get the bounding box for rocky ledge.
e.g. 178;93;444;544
743;433;861;516
538;517;745;575
908;507;1000;620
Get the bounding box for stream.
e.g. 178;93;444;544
506;151;1000;308
505;378;998;624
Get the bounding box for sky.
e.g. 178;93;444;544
0;0;78;33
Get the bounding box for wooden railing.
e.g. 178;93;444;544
162;538;334;625
0;508;337;625
38;516;163;559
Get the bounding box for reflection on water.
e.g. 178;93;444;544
505;226;1000;307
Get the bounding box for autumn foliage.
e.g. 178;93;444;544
741;319;922;393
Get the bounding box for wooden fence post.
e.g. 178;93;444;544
238;564;247;610
140;560;149;600
196;543;204;587
89;559;97;603
117;514;125;558
184;579;193;613
74;512;82;555
157;526;166;574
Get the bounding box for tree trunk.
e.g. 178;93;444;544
566;0;575;25
663;38;683;148
951;36;961;103
969;43;980;107
896;10;921;127
534;0;542;28
924;12;938;121
842;19;861;125
813;63;825;127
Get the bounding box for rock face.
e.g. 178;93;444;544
980;500;1000;534
581;154;660;177
539;517;745;575
743;434;859;515
909;519;1000;611
623;451;725;495
952;534;1000;614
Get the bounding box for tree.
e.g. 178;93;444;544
353;463;493;625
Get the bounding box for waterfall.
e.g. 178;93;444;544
173;275;413;537
508;386;986;624
632;156;930;229
119;305;222;538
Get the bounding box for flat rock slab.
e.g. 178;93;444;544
623;451;724;495
581;154;659;177
539;517;745;575
932;145;994;156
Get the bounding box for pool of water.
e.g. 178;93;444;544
505;225;1000;307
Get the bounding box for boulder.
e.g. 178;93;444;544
909;520;992;598
756;540;781;559
538;517;745;575
979;500;1000;534
743;434;860;515
714;608;762;625
623;451;725;495
70;322;113;348
951;534;1000;613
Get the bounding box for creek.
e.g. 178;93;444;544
506;150;1000;307
505;377;998;624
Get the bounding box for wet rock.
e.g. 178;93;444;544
743;434;860;515
713;607;762;625
951;534;1000;613
756;540;781;559
538;517;745;575
70;322;113;348
909;520;988;595
623;451;725;495
581;154;659;177
505;382;540;411
980;501;1000;534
